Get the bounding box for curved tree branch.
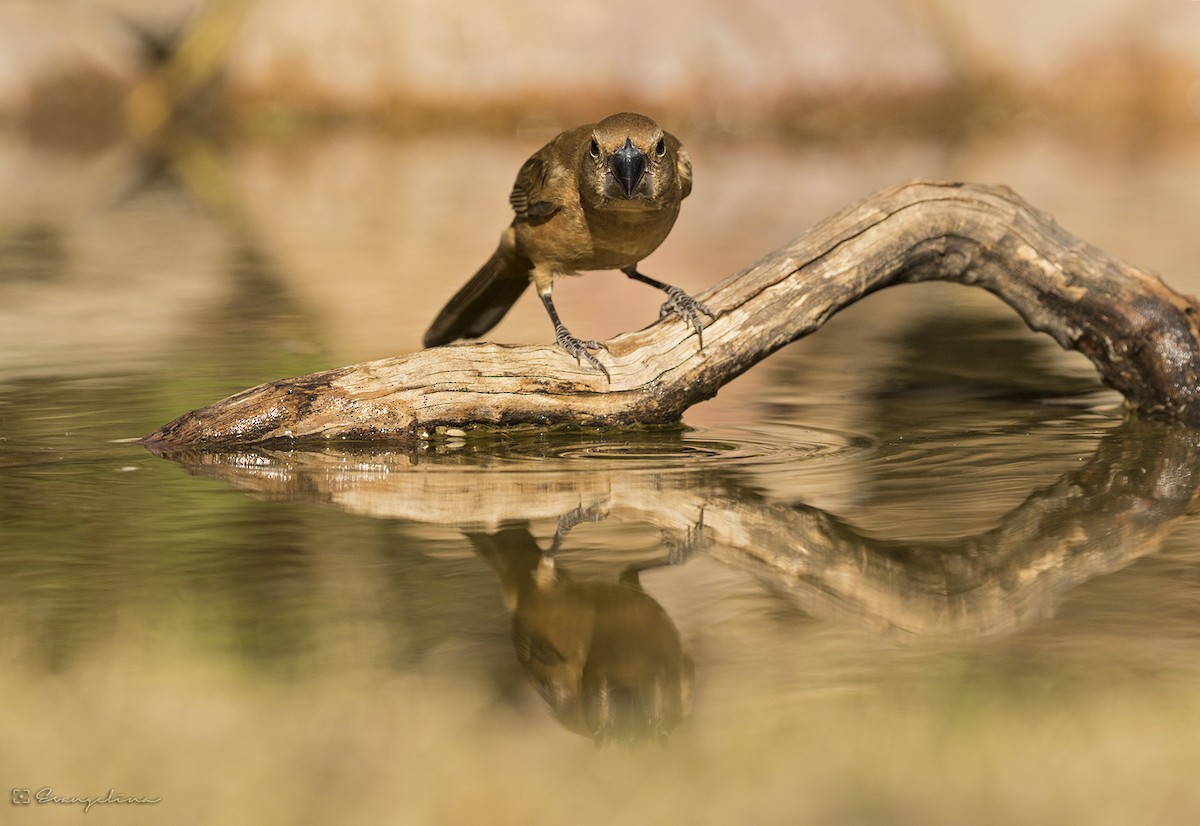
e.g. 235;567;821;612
147;180;1200;447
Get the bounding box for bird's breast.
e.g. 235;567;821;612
515;199;679;273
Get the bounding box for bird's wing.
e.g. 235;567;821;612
509;155;558;217
508;124;591;218
667;133;692;200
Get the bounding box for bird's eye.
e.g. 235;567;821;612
655;137;666;157
589;138;601;158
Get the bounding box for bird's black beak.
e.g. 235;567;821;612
609;137;647;199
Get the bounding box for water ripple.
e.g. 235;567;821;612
440;423;876;474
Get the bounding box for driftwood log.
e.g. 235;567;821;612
146;180;1200;447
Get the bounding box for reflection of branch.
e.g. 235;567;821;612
146;181;1200;447
710;422;1200;634
154;421;1200;636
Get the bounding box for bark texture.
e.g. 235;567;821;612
147;180;1200;447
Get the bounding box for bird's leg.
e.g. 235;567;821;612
540;502;609;586
659;506;706;566
623;266;716;348
548;502;611;554
539;288;610;381
619;508;706;586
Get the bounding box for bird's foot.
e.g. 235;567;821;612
659;287;716;347
660;507;706;566
555;325;610;381
549;502;610;554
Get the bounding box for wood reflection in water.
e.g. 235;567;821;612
152;420;1200;732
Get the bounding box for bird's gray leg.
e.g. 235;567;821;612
622;266;716;347
538;287;610;381
548;502;611;554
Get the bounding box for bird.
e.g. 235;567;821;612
467;522;693;743
422;112;713;379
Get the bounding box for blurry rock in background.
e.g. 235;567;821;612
219;0;1199;136
0;1;137;148
0;0;1197;145
221;0;947;132
0;0;203;147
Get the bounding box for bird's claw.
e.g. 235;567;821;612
661;507;706;566
549;502;610;553
555;326;610;381
659;287;716;347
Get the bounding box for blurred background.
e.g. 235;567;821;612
3;3;1200;824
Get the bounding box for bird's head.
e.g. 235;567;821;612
582;112;691;209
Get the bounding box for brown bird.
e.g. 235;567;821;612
467;523;693;743
422;112;712;378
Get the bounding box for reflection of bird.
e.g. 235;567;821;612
468;524;693;744
424;112;712;378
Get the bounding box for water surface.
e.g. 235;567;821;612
1;128;1199;824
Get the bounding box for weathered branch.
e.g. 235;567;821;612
146;180;1200;447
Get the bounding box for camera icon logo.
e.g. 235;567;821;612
11;788;32;805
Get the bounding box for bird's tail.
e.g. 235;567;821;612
423;240;532;348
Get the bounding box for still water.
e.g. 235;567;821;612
2;127;1200;824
